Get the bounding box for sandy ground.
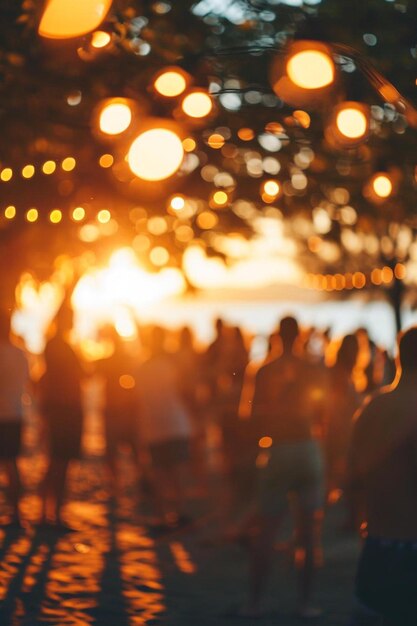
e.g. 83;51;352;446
0;447;360;626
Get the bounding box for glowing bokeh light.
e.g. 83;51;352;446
4;205;16;219
91;30;111;48
22;165;35;179
336;107;368;139
26;208;38;222
1;168;13;182
127;128;184;181
39;0;113;39
170;195;185;210
72;207;86;221
99;102;132;135
62;157;76;171
263;180;280;196
182;92;213;118
372;174;393;198
49;209;62;223
154;70;187;97
99;153;114;168
97;209;111;223
287;50;334;89
42;160;56;174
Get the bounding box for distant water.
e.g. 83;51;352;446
142;295;417;354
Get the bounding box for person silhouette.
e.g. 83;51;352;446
243;316;325;618
0;309;29;526
348;326;417;625
38;303;85;529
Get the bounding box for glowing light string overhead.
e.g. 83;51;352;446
39;0;113;39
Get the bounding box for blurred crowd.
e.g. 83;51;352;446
1;301;416;624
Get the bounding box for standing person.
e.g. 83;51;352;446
325;334;361;500
348;327;417;625
38;304;84;529
0;310;29;526
98;326;140;490
137;326;193;529
242;316;325;618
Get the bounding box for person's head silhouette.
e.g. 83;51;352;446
398;327;417;374
279;316;299;354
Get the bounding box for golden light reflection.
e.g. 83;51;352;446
39;0;113;39
287;49;334;89
127;128;184;181
99;102;132;135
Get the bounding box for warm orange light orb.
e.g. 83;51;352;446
39;0;113;39
372;174;393;198
287;50;334;89
91;30;111;48
154;71;187;97
263;180;280;196
49;209;62;224
72;207;86;221
170;195;185;210
182;92;213;118
99;102;132;135
336;108;368;139
127;128;184;181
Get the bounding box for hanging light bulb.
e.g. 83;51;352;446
181;91;213;119
39;0;113;39
372;174;393;198
327;101;370;148
127;125;184;181
287;50;334;90
270;41;336;108
99;100;132;135
364;171;396;203
153;67;189;97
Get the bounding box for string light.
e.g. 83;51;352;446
99;101;132;135
127;127;184;181
42;160;56;174
154;68;188;97
4;205;16;219
22;165;35;179
26;208;38;222
49;209;62;223
61;157;76;172
0;168;13;182
72;207;86;221
181;91;213;119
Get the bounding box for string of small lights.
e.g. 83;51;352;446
304;262;407;292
